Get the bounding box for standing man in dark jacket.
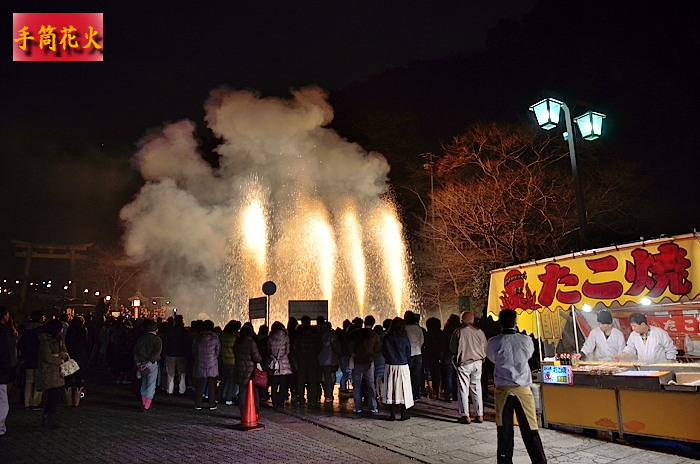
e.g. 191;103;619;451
18;310;45;410
162;315;191;395
293;316;321;407
348;315;382;414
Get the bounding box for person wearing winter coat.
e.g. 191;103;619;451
133;319;162;412
192;320;220;410
36;319;70;428
217;320;240;405
162;314;192;395
18;310;45;410
266;321;293;410
233;326;262;416
317;317;340;403
293;316;321;407
382;317;413;421
65;316;89;407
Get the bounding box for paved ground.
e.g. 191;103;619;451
2;370;699;463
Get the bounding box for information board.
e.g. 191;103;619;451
288;300;328;322
249;296;267;320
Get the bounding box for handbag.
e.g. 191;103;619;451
267;350;280;372
60;358;80;377
252;367;268;388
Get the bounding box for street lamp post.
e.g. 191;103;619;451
529;98;606;250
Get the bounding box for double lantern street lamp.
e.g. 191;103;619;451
529;98;606;251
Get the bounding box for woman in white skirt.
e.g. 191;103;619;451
381;317;413;421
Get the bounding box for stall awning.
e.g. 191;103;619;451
487;233;700;338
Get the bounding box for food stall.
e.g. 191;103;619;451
488;233;700;443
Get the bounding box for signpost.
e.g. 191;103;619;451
262;281;277;327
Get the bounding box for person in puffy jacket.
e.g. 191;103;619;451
217;320;240;405
266;321;293;410
36;319;69;428
233;326;262;416
192;320;220;410
316;317;340;403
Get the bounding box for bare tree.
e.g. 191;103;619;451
414;122;640;314
83;247;142;310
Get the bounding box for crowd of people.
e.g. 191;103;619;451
0;307;502;428
0;305;549;463
2;301;675;463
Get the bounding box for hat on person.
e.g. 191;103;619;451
597;311;613;324
143;319;158;332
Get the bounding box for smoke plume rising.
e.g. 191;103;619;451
121;87;403;325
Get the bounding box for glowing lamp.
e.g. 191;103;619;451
574;111;606;140
641;297;652;306
133;299;141;307
529;98;563;130
582;303;592;312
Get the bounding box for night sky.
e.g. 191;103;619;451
2;1;699;282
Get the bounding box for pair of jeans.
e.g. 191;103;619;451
351;362;376;411
139;362;158;400
442;362;456;400
218;365;236;402
456;360;483;417
339;355;350;391
320;365;337;400
408;355;423;400
194;377;217;408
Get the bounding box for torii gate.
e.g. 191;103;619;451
13;240;93;311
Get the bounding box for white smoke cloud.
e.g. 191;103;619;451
120;86;393;324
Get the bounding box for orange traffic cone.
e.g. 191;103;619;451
234;379;265;431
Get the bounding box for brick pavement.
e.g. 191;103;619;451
2;371;699;463
0;370;412;464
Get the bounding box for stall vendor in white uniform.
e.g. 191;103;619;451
612;313;677;364
576;310;625;361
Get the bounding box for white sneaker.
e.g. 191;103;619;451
225;401;233;405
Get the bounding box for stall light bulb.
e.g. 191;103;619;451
641;297;652;306
582;304;592;312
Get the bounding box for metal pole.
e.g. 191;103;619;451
536;309;543;367
561;103;589;250
571;305;580;353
